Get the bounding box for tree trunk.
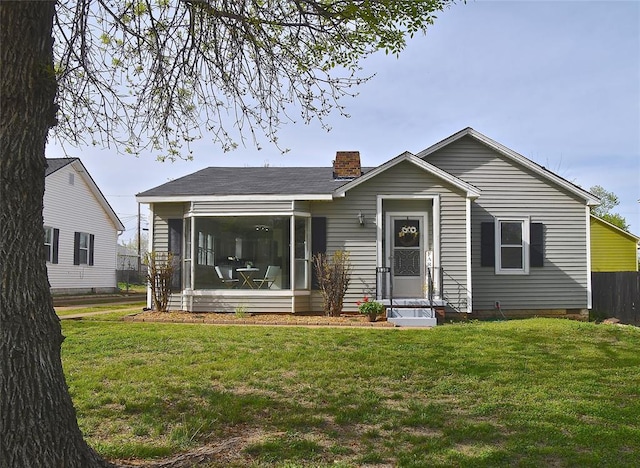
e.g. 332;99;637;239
0;2;112;466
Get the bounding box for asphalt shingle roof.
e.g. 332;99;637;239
137;166;374;197
45;158;77;176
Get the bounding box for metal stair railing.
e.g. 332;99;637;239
375;262;470;313
440;269;470;313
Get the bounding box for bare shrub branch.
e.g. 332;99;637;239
145;251;177;312
313;250;352;317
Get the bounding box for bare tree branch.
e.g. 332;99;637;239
52;0;453;159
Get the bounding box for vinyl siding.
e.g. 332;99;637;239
165;292;304;313
44;164;119;292
424;136;589;310
180;292;294;314
151;203;188;253
310;160;468;313
590;217;639;272
309;196;377;313
191;200;293;214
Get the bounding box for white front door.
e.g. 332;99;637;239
387;215;427;298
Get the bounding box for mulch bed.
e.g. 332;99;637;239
124;311;395;327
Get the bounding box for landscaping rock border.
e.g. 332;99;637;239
125;311;395;327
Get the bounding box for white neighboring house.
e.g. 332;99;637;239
44;158;125;294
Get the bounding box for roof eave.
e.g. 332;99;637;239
136;193;335;204
590;214;640;242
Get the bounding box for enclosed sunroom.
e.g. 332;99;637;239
146;199;323;313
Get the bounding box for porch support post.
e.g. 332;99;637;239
146;204;154;310
290;214;296;313
432;195;441;299
376;196;383;268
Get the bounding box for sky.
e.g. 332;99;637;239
46;0;640;242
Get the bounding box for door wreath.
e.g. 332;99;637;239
397;224;419;247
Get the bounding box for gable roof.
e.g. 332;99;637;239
416;127;600;206
590;214;640;243
333;151;481;199
46;158;125;231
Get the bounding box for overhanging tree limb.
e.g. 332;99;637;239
52;0;452;158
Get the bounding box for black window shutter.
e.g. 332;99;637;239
52;228;59;264
311;217;327;289
168;219;183;256
88;234;95;266
73;232;80;265
530;223;544;267
168;219;183;290
480;222;495;267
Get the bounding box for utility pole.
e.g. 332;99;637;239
137;202;141;277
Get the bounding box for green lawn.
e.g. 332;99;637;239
117;282;147;294
61;319;640;467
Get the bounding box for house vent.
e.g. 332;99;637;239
68;173;75;185
333;151;362;179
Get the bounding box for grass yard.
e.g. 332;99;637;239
117;282;148;293
61;318;640;467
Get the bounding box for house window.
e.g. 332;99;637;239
481;220;544;271
74;232;94;266
44;226;59;264
496;218;529;274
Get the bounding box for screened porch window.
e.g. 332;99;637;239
191;216;292;290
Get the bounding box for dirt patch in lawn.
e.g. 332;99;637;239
113;423;390;468
115;428;269;467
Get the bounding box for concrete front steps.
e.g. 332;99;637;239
381;298;445;327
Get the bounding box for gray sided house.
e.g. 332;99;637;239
136;128;598;318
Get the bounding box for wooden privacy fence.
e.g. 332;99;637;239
591;272;639;325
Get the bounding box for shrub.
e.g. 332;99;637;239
145;251;176;312
313;251;352;317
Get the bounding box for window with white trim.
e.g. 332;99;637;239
481;219;544;272
496;218;529;274
44;226;59;263
74;232;94;266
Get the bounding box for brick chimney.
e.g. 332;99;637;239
333;151;362;179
